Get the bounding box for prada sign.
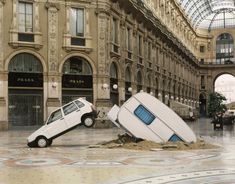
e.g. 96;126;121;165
62;75;92;88
8;72;43;87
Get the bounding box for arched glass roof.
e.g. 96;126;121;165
177;0;235;31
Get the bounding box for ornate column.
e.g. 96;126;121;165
95;7;113;128
0;0;7;130
45;2;61;115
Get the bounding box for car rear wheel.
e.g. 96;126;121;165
83;116;95;128
37;137;48;148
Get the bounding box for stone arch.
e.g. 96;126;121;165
136;70;143;92
60;53;96;75
5;50;47;73
213;72;235;90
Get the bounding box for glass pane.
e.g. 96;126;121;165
63;102;78;116
77;9;84;37
75;100;85;108
26;3;33;15
19;3;25;14
63;57;92;75
134;105;155;125
19;14;25;32
47;109;62;124
110;63;117;78
9;53;42;72
70;8;77;36
26;15;33;32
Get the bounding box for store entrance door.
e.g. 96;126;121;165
8;90;43;127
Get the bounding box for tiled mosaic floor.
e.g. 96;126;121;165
0;118;235;184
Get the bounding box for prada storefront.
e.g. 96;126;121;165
62;56;93;105
8;53;43;127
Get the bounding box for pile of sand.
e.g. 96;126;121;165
94;134;219;151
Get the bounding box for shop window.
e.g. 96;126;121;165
9;53;42;73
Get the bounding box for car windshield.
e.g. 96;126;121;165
74;100;85;108
47;109;62;124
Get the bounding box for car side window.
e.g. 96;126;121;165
134;105;155;125
47;109;62;124
63;102;78;116
74;100;85;108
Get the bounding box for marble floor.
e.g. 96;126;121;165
0;118;235;184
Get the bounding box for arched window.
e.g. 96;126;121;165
137;71;142;92
125;67;132;100
63;57;92;75
62;56;93;104
146;74;151;93
110;62;119;105
216;33;234;64
9;53;42;73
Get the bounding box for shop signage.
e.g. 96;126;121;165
8;72;43;87
62;75;92;88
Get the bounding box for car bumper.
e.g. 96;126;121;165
27;140;37;147
92;110;98;118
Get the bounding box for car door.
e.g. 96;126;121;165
45;108;67;138
62;102;81;128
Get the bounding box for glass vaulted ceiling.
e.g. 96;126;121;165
178;0;235;31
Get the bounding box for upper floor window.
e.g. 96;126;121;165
148;42;151;60
112;18;118;44
18;2;33;33
112;17;119;53
137;34;143;56
126;27;131;51
200;45;205;53
216;33;234;64
70;8;85;46
70;8;84;37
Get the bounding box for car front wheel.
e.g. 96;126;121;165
83;116;95;128
37;137;48;148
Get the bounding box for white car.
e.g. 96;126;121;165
27;98;97;148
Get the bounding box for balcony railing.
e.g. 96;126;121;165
199;58;235;65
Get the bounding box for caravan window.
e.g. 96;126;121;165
134;105;155;125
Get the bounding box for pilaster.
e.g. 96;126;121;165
45;1;61;112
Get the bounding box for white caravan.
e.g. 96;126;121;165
108;92;196;143
27;98;97;148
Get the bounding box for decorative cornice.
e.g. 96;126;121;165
45;2;60;10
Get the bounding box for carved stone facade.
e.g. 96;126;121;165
1;0;232;129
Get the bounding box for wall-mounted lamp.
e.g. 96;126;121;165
52;82;57;88
171;96;174;100
158;93;162;97
102;83;109;90
128;87;132;92
140;90;144;93
176;97;179;100
165;94;169;98
113;84;118;90
150;91;153;95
